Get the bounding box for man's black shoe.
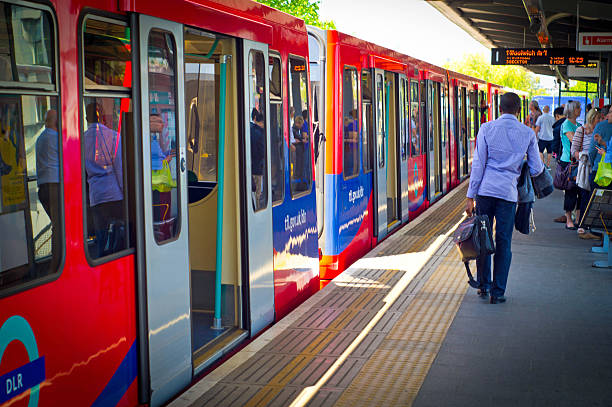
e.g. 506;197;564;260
477;288;488;298
490;295;506;304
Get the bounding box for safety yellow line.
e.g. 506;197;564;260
244;270;398;407
289;215;467;407
246;187;466;407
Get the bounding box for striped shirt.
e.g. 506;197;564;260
467;114;544;203
570;125;593;158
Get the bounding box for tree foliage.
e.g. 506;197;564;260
443;53;543;96
256;0;335;29
563;80;598;97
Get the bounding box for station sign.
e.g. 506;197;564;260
491;48;589;66
567;61;599;78
578;32;612;51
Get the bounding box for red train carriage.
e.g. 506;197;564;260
0;0;318;406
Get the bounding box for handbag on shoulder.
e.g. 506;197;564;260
453;215;495;288
553;160;577;190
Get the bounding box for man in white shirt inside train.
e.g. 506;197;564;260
535;105;555;168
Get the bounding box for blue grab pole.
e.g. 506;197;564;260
213;55;229;330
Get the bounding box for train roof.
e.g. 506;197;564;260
120;0;308;44
320;28;500;89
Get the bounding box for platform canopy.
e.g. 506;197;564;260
427;0;612;83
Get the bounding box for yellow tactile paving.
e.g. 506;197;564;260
334;244;468;407
244;270;399;407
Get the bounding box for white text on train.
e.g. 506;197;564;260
348;186;364;203
285;209;307;232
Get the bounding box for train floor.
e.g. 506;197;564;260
169;182;612;407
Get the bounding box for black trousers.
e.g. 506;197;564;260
559;161;581;212
38;183;61;269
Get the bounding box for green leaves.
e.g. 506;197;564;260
256;0;336;29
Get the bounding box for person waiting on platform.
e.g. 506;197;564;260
465;92;544;304
589;105;612;188
559;101;582;230
527;100;542;133
35;109;60;269
84;102;124;256
573;108;603;239
535;105;555;168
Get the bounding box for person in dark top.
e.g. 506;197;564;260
551;106;566;160
250;109;265;205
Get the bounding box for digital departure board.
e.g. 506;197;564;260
491;48;590;66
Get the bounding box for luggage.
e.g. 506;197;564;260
453;215;495;288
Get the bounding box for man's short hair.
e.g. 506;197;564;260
602;105;611;116
500;92;521;115
553;106;565;117
543;105;550;113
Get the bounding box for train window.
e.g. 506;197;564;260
0;3;62;296
398;78;406;161
420;80;426;155
0;2;55;86
147;29;181;242
441;86;447;145
288;55;311;197
184;30;234;194
376;73;385;168
82;17;131;90
479;91;487;124
269;54;284;205
402;79;411;160
410;80;419;157
469;90;477;140
362;70;373;173
80;16;134;260
343;66;359;179
249;50;268;210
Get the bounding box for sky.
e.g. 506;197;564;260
320;0;558;90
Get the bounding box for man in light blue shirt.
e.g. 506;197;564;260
466;92;544;304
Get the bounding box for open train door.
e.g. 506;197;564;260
398;74;410;222
241;39;275;336
373;68;388;239
138;15;192;407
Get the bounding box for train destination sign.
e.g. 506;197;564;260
491;48;589;66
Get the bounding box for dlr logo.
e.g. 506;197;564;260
6;373;23;395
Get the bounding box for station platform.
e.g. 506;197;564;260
169;182;612;407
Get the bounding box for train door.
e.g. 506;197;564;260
241;40;275;335
373;69;387;239
440;83;448;194
138;15;192;406
427;81;442;202
385;72;399;229
308;29;326;242
398;75;410;222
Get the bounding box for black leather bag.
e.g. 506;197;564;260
453;215;495;288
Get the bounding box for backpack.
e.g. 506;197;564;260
453;215;495;288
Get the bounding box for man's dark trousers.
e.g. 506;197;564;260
475;195;517;298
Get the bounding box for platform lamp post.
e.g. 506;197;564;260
213;54;230;330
